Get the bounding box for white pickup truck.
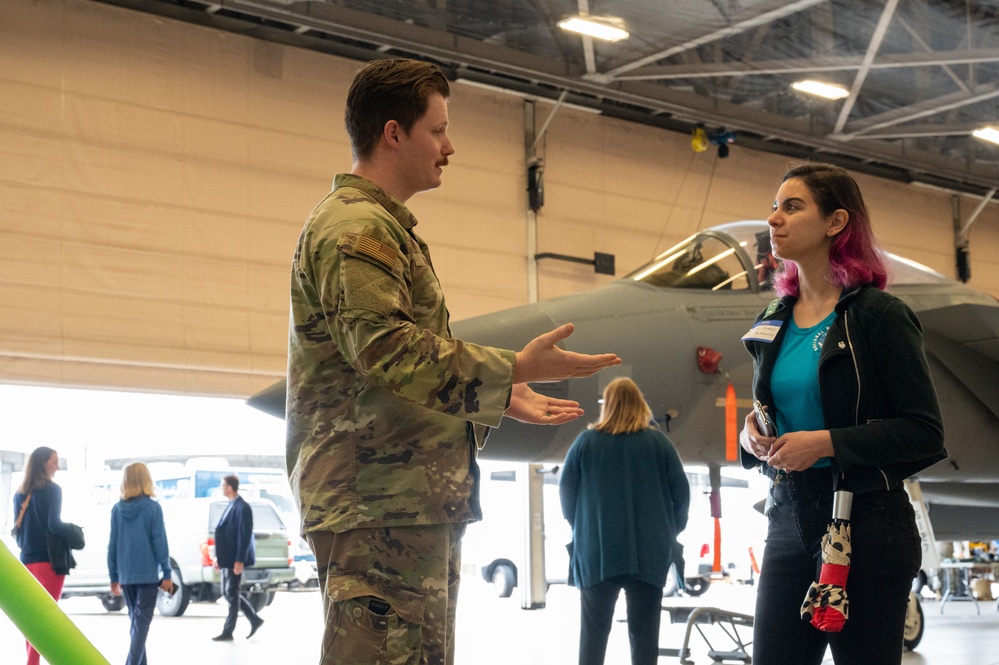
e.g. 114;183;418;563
60;497;296;617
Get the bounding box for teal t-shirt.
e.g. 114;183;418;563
771;310;836;468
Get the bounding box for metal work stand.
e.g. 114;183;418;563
659;605;754;664
939;564;981;615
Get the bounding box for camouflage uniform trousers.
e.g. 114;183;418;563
308;522;466;665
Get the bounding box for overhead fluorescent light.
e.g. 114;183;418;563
972;126;999;146
557;16;629;42
792;80;850;100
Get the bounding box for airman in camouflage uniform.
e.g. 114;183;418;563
286;58;620;665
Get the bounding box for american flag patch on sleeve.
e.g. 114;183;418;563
354;234;398;269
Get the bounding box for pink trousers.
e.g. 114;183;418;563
24;562;66;665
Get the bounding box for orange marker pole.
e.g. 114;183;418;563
725;382;737;461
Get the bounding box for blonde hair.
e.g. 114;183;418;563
121;462;155;500
592;377;653;435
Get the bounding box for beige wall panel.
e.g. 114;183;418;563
245;43;352;139
247;310;289;368
182;210;249;264
61;243;183;301
0;133;63;191
180;33;251;124
968;207;999;287
0;0;66;89
61;294;185;357
246;221;299;275
433;245;528;320
0;284;67;355
248;264;290;316
62;138;185;206
181;257;249;309
182;117;249;215
0;81;63;143
247;127;342;183
61;1;185;111
180;304;250;353
0;235;62;292
65;95;183;157
0;357;268;396
64;193;184;255
0;0;994;400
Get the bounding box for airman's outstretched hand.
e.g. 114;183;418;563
513;323;621;384
504;383;584;425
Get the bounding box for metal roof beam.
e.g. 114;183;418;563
849;123;990;140
833;0;901;134
599;0;829;80
612;47;999;81
837;83;999;138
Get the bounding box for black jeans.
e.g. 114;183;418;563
578;576;662;665
220;568;261;637
753;469;921;665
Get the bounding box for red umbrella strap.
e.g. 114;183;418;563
818;563;849;586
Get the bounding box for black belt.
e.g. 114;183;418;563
761;463;835;488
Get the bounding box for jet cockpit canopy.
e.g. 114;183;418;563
627;221;950;292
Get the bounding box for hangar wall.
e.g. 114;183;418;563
1;0;996;399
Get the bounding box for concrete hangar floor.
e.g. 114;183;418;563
3;574;996;665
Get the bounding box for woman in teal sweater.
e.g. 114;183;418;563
560;377;690;665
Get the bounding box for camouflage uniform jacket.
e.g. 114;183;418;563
287;173;516;536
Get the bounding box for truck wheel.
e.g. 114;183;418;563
491;564;516;598
100;593;125;612
156;567;191;617
247;591;270;613
903;592;924;651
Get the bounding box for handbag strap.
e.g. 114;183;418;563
14;494;31;529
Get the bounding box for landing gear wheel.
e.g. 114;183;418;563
683;575;711;597
491;564;516;598
903;591;924;651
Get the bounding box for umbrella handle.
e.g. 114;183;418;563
833;490;854;521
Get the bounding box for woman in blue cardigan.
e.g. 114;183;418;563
108;462;174;665
559;377;690;665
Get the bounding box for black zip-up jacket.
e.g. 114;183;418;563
741;285;947;494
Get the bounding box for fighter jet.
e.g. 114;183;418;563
449;221;999;546
250;221;999;542
250;220;997;648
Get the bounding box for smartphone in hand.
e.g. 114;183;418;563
753;400;775;437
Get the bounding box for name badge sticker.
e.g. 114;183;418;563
742;319;782;343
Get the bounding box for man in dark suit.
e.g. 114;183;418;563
212;474;264;641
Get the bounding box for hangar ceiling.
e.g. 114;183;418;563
96;0;999;196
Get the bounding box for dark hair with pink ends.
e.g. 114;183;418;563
772;163;890;298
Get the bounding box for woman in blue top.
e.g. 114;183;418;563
560;377;690;665
739;163;945;665
108;462;174;665
13;446;67;665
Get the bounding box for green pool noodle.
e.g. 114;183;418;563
0;539;110;665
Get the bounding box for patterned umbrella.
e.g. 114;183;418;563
800;490;853;632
